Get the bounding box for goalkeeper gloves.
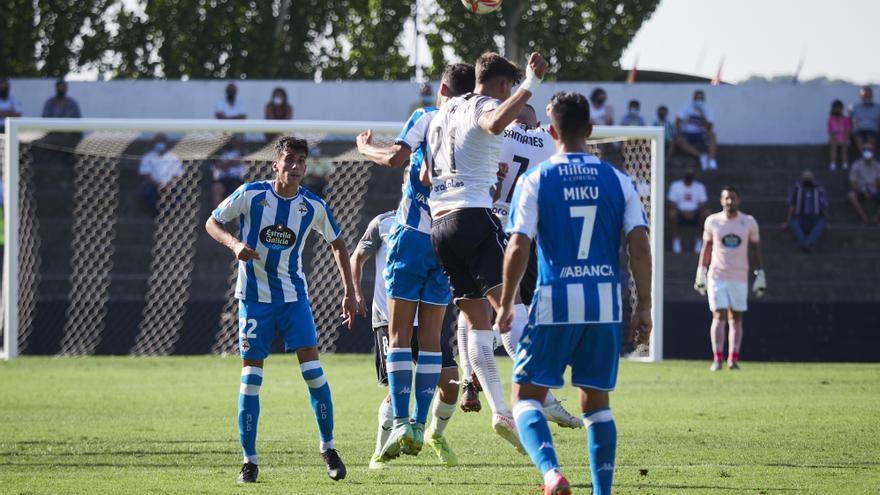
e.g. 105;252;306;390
752;269;767;298
693;266;708;296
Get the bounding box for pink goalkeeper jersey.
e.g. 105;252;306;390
703;211;760;283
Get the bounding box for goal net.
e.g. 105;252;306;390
1;119;664;361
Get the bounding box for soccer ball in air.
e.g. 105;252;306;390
461;0;503;15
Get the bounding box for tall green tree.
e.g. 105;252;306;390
425;0;659;81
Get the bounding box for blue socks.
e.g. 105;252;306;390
238;366;263;464
386;347;413;420
513;400;559;475
300;360;334;451
412;351;442;424
584;408;617;495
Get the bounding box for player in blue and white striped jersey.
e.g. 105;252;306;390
206;137;363;484
355;63;476;462
496;92;653;495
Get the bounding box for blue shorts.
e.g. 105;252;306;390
384;224;451;306
682;131;706;146
238;299;318;360
512;322;621;391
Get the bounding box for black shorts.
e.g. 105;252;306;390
431;208;506;301
678;210;700;226
372;325;457;386
519;240;538;304
855;129;878;143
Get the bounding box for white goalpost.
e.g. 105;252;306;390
1;117;663;361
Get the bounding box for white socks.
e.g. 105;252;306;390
468;329;510;415
428;398;457;438
456;312;473;380
374;397;393;454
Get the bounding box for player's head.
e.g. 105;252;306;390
273;136;309;186
657;105;668;120
720;185;739;214
437;63;476;106
515;103;539;129
546;91;592;145
474;52;523;101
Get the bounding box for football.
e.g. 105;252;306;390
461;0;503;15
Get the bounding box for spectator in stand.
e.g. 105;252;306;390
265;87;293;120
847;143;880;224
410;83;434;113
827;99;851;171
0;77;23;134
41;79;81;118
654;105;676;160
620;99;645;126
139;134;183;216
850;86;880;152
214;82;247;119
667;166;709;254
676;90;717;171
588;87;614;125
782;170;827;252
211;135;246;206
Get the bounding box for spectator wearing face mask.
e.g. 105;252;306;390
139;134;183;216
676;90;717;171
850;86;879;152
654;105;676;160
0;77;22;134
620;99;645;126
589;87;614;126
215;82;247;119
410;83;434;113
847;145;880;224
667;167;709;254
41;79;81;118
782;171;828;252
265;87;293;120
827;99;851;171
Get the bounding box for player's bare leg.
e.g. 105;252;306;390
710;311;727;371
727;310;744;369
580;387;615;495
379;298;418;461
512;382;570;494
238;358;263;483
456;311;482;412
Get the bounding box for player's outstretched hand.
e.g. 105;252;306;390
339;293;363;329
495;303;515;334
628;307;653;347
233;241;260;261
356;129;373;151
527;52;548;80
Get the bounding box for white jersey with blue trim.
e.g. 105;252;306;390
507;152;648;325
492;124;555;224
212;180;341;304
395;107;435;234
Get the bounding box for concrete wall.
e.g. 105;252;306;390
6;78;869;144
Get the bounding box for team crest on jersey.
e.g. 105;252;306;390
259;199;270;207
259;224;296;250
298;203;308;215
721;233;742;248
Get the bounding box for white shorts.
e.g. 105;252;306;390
707;278;748;313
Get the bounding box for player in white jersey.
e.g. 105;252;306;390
427;51;548;452
454;103;581;429
355;64;475;462
350;211;461;468
206;137;363;484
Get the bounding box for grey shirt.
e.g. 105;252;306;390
356;211;396;328
42;97;81;118
851;102;880;132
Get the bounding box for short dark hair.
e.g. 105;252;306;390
694;90;705;99
720;184;738;195
441;63;476;96
275;136;308;158
548;91;591;141
475;52;523;85
628;99;640;108
590;88;606;102
658;105;668;112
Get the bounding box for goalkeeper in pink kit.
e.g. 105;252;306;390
694;186;766;371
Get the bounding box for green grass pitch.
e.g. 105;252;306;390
0;355;878;494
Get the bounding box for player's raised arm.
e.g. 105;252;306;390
356;129;411;168
478;52;548;135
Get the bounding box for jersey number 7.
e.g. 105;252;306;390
570;206;597;260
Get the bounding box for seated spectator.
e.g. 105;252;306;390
589;88;614;125
827;99;851;171
847;144;880;224
0;77;23;133
265;87;293;120
139;134;183;216
850;85;879;152
212;135;246;206
41;79;81;118
667;167;708;254
782;170;828;252
620;99;645;126
675;90;717;170
653;105;676;160
410;83;434;113
215;83;247;119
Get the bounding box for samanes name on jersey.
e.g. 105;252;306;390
502;126;546;148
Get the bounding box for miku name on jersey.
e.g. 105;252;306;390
563;185;600;201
